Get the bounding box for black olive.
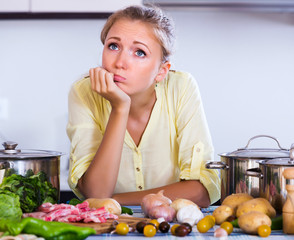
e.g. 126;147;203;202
136;221;147;233
227;215;235;222
181;222;192;234
175;225;189;237
159;221;170;233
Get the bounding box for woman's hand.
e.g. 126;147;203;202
89;67;131;111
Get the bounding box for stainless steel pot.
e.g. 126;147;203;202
0;141;62;200
246;145;294;213
206;135;290;202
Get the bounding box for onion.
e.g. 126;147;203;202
141;190;172;216
148;204;176;222
214;227;228;239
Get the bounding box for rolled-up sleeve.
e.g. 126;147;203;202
66;79;104;199
175;73;220;204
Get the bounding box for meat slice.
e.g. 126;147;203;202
83;215;106;223
44;208;80;221
55;214;83;222
76;201;89;209
38;202;76;213
22;212;47;219
25;201;118;223
38;202;53;212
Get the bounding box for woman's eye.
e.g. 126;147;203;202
135;49;146;58
108;43;118;51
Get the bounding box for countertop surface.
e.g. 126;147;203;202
85;206;292;239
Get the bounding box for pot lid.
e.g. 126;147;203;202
259;158;294;166
0;141;63;159
259;144;294;166
219;135;290;159
221;149;289;159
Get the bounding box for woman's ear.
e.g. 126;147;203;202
155;61;171;82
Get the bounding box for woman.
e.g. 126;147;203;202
67;5;220;207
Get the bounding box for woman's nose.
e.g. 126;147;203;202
114;51;128;69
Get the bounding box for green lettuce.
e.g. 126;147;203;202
0;190;22;221
0;171;58;213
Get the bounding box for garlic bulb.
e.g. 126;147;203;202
148;204;176;222
171;198;198;212
141;190;172;217
176;205;204;226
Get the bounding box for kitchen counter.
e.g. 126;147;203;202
85;206;292;239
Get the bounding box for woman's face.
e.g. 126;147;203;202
102;18;168;96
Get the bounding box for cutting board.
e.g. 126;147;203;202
69;215;151;234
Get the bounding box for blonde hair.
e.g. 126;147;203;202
100;5;175;62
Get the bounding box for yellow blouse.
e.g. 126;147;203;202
67;71;220;204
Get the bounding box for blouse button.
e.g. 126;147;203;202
136;167;140;172
196;148;201;152
138;186;142;190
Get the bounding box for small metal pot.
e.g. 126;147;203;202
246;145;294;213
206;135;290;202
0;141;62;200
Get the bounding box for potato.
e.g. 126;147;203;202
222;193;253;214
212;205;234;225
238;211;271;234
86;198;121;215
236;198;276;218
171;198;198;212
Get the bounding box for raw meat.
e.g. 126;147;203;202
22;201;118;223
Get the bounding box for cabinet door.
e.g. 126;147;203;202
31;0;142;12
0;0;30;12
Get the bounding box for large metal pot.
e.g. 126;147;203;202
0;141;62;200
246;145;294;213
206;135;290;202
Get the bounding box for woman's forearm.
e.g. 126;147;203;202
112;180;211;208
78;106;130;198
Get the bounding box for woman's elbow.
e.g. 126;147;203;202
199;197;210;208
77;178;113;199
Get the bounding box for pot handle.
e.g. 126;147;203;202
239;135;288;151
245;168;263;179
0;161;13;170
290;144;294;163
205;161;229;170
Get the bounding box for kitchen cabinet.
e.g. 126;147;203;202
144;0;294;11
30;0;142;13
0;0;142;19
144;0;294;6
0;0;30;12
1;0;293;18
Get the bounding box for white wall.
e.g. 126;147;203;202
1;8;294;190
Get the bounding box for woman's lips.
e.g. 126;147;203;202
113;74;126;82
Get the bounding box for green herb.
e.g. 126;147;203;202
0;171;58;213
121;206;133;215
68;198;83;206
271;215;283;230
0;189;22;221
230;218;239;228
